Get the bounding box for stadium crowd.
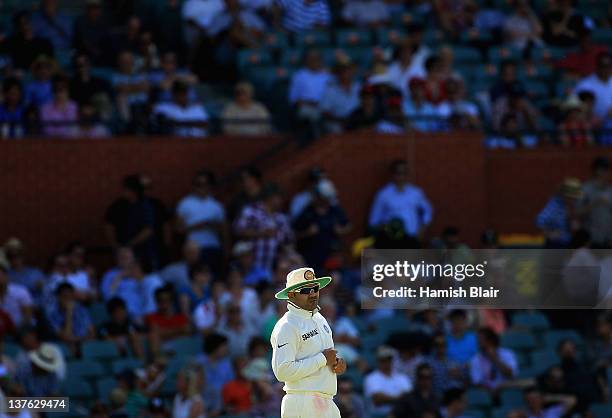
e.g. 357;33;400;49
1;156;612;418
0;0;610;143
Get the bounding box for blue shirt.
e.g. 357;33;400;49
402;99;444;132
25;80;53;107
277;0;331;32
446;331;478;365
289;69;332;105
369;183;433;236
8;266;45;300
194;354;235;412
536;195;572;246
320;81;361;119
30;11;73;50
243;266;272;286
100;269;163;318
0;104;25;138
46;302;92;338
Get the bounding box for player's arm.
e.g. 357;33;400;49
271;324;329;382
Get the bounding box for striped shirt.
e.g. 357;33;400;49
536;195;572;246
277;0;331;32
234;203;293;273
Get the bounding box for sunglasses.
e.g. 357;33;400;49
297;285;319;295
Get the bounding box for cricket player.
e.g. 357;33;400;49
271;267;347;417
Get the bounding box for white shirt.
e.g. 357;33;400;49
0;284;33;327
289;69;332;105
182;0;224;30
271;303;336;396
469;348;518;389
386;61;426;96
176;194;225;249
364;369;412;415
574;74;612;119
193;300;217;331
369;183;434;235
153;102;209;137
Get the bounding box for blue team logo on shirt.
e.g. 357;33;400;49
323;324;330;333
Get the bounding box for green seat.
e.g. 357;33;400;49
543;330;583;349
343;46;373;69
111;358;144;374
60;378;94;400
460;28;493;43
500;388;524;407
524;80;549;99
512;311;550;331
66;359;105;379
237;48;272;73
530;349;560;372
466;388;493;408
82;340;120;361
294;30;332;48
263;31;289;50
591;28;612;44
279;48;305;67
96;377;118;401
453;46;483;65
335;28;373;46
489;46;521;64
464;410;486;418
88;302;109;327
164;335;203;357
376;28;406;46
590;403;612;418
501;331;537;351
491;407;517;418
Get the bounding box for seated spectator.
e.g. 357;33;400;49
45;253;95;304
556;27;609;78
24;55;55;109
15;343;62;397
320;58;361;133
336;377;368;418
222;356;252;414
64;242;97;300
99;297;145;358
319;297;361;366
426;333;468;398
364;345;413;416
274;0;331;33
193;280;227;335
541;0;585;47
149;51;198;104
289;167;327;220
194;333;235;416
438;45;464;84
446;309;478;366
523;386;575;418
559;96;594;147
172;368;206;418
221;82;272;135
228;165;266;221
502;0;542;52
438;79;481;130
161;240;204;290
178;263;211;318
216;303;257;357
489;59;526;104
492;84;538;133
347;85;384;131
244;281;276;332
230;241;271;286
0;264;33;328
208;0;266;50
112;50;150;124
40;75;79;138
115;369;148;418
392;364;440;418
433;0;475;39
558;338;604;409
573;52;612;127
403;78;444;133
144;397;168;418
536;178;582;248
387;40;426;97
470;327;518;392
0;78;26;139
439;388;468;418
134;29;160;73
0;11;54;71
45;282;94;353
69;53;112;119
377;93;408;134
588;314;612;369
77;103;111;138
341;0;389;27
145;285;191;355
416;55;448;105
72;0;108;65
31;0;73;50
473;0;506;39
486;113;536;149
153;80;209;137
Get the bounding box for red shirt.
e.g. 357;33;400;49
556;44;609;77
145;312;189;330
222;380;252;412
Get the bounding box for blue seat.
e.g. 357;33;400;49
88;302;109;327
237;49;272;73
543;330;583;350
466;388;492;408
263;31;289;50
591;28;612;44
530;349;560;373
512;311;550;331
335;28;373;46
453;47;482;65
464;410;486;418
491;407;517;418
376;28;406;46
500;331;537;351
489;46;521;64
111;358;144;374
590;403;612;418
82;340;120;361
66;359;105;379
294;30;332;47
61;378;94;400
96;377;118;401
500;388;524;407
164;335;203;357
279;48;305;67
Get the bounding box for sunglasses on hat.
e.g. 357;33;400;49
297;285;319;295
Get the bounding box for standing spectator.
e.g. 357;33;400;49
24;56;55;109
234;185;293;274
194;333;235;416
72;0;108;65
45;282;94;352
335;376;367;418
578;157;612;248
320;59;361;133
392;363;440;418
446;309;478;366
221;81;272;135
31;0;73;50
15;343;62;397
573;52;612;125
112;50;149;127
559;96;594;147
0;11;54;71
146;285;191;356
69;53;112;118
427;333;468;398
228;166;265;221
502;0;542;52
0;264;33;328
470;327;518;392
105;175;160;268
0;78;26;139
369;159;433;248
172;368;205;418
274;0;331;32
176;170;225;277
3;238;44;302
40;75;78;138
536;178;582;248
99;297;145;359
364;345;413;416
439;388;468;418
294;180;350;270
341;0;389;27
153;80;209;137
149;51;198;104
541;0;585;47
402;78;444;133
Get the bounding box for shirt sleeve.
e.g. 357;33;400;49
14;285;33;307
271;322;327;382
417;188;433;226
368;189;387;228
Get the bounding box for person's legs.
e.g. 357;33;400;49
281;394;306;418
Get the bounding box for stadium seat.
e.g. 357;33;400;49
376;28;406;47
294;30;332;47
524;80;549;99
66;359;106;379
512;311;550;331
591;28;612;45
263;31;289;50
88;302;109;327
529;349;560;373
280;48;305;68
96;377;118;401
335;28;373;46
164;335;203;357
543;330;583;350
3;342;19;357
453;47;483;65
111;358;144;375
491;407;517;418
466;388;493;408
237;49;273;73
590;403;612;418
459;28;493;43
489;46;521;64
500;388;524;407
500;331;537;351
159;375;177;398
61;377;94;400
464;410;486;418
82;340;120;361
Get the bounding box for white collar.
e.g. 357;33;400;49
287;301;319;318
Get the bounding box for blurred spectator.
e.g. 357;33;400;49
578;157;612;248
392;363;440;418
246;281;276;331
377;93;406;134
172;368;205;418
290;167;327;220
193;280;225;335
486;113;534;149
160;240;202;290
153;80;209;137
31;0;73;50
426;333;468;398
559;96;593;147
149;51;198;104
69;53;112;117
536;178;582;248
439;388;468;418
0;11;54;71
99;296;145;359
146;285;190;356
72;0;108;65
523;386;576;418
433;0;475;39
274;0;331;32
221;356;252;414
116;369;148;418
194;333;234;415
491;84;538;133
470;327;518;392
40;75;79;138
294;180;350;270
228;166;265;221
108;16;142;59
541;0;586;47
364;345;412;416
45;282;94;350
473;0;506;38
144;397;168;418
335;376;367;418
387;40;426;97
230;241;270;286
109;388;129;418
502;0;542;52
556;28;608;78
135;29;160;73
24;55;55;108
347;85;383;130
489;59;525;103
208;0;266;55
320;59;361;133
176;170;225;276
44;249;95;304
112;50;149;126
341;0;390;27
3;239;43;303
438;45;463;83
178;263;211;318
418;54;449;103
573;52;612;124
438;79;481;130
558;338;604;409
588;314;612;369
234;184;293;273
15;343;62;397
577;91;598;128
0;264;33;328
77;103;111;138
369;159;433;247
403;78;444;133
221;81;272;135
0;78;26;139
446;309;478;366
105;175;160;268
216;302;257;357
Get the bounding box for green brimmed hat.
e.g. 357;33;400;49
274;267;332;300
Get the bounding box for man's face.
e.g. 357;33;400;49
288;284;320;311
111;305;128;323
393;164;408;185
117;248;135;269
162;53;177;74
306;51;322;71
501;64;517;82
450;316;466;334
193;175;210;196
416;368;433;391
156;292;173;313
378;356;393;374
